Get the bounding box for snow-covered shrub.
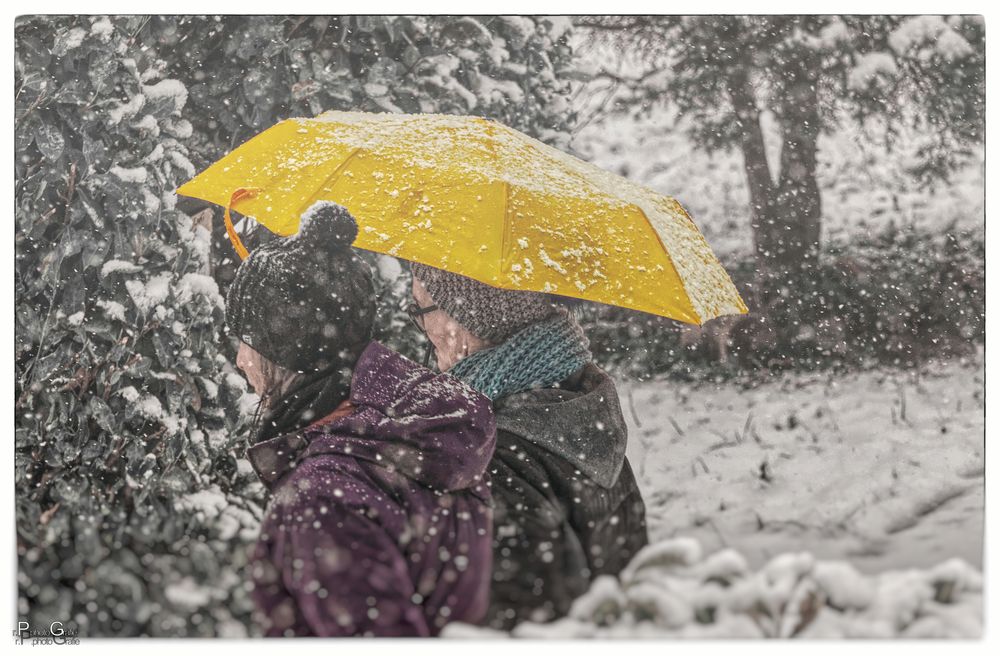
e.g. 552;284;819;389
583;227;984;380
443;538;982;638
166;16;575;158
15;16;265;636
159;15;579;362
15;15;580;637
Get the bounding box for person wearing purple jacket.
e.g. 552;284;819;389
225;201;496;637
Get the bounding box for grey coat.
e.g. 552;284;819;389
485;363;649;629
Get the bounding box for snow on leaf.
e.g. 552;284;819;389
125;272;171;313
96;299;127;321
934;29;975;61
164;576;213;611
142;79;189;114
847;52;899;91
100;259;143;278
108;93;146;125
52;26;87;56
110;165;148;184
177;484;228;520
888;16;948;54
89;17;114;40
175;272;223;309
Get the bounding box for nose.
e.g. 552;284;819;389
236;343;252;373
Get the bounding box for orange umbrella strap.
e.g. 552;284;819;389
224;188;260;260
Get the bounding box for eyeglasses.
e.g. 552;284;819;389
405;302;439;367
406;302;439;331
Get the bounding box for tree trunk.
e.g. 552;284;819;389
726;65;777;285
725;59;824;360
727;59;823;294
771;60;823;286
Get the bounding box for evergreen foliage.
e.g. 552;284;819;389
14;15;578;636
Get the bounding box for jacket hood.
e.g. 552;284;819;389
493;363;628;489
248;341;496;493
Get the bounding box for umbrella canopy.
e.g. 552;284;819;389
176;111;747;325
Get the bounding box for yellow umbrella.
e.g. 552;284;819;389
176;111;747;325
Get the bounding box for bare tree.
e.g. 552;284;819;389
577;16;984;333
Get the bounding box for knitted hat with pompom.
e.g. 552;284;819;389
225;202;375;373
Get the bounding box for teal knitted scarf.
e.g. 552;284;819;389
448;310;592;401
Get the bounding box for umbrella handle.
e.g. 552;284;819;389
224;187;260;260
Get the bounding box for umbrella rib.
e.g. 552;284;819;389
498;180;511;284
632;202;703;325
298;147;363;217
485;120;511;287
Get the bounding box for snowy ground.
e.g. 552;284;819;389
621;351;985;575
565;43;984;578
446;354;984;638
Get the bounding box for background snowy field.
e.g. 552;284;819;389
624;349;984;573
447;336;985;639
567;38;984;573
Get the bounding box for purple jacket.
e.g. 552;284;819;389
246;341;496;637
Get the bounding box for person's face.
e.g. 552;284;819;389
411;277;488;371
236;342;269;396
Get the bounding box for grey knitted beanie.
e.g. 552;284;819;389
411;262;561;343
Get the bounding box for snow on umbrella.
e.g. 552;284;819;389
176;110;747;324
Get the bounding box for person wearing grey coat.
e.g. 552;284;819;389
410;263;649;630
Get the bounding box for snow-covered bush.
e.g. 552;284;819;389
160;15;579;362
443;538;983;638
15;16;269;637
583;226;984;380
167;15;575;158
15;15;579;637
